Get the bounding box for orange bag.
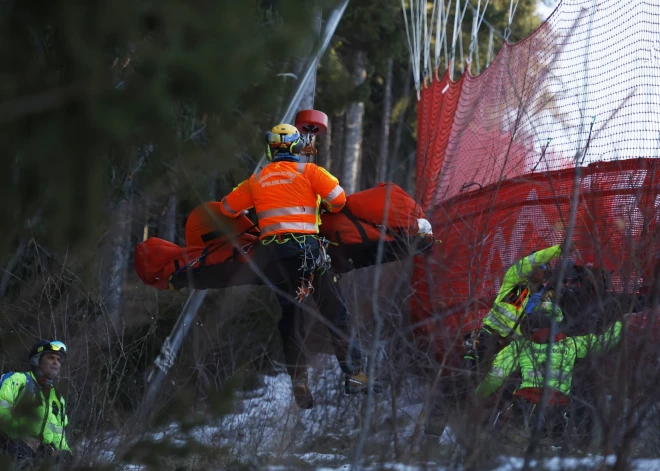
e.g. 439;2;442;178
134;235;257;290
319;183;425;244
320;183;433;272
185;202;259;247
348;182;425;228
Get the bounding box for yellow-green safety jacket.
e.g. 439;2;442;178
475;321;623;398
0;371;70;451
483;245;562;337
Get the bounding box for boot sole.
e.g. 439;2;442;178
293;386;314;409
344;384;384;395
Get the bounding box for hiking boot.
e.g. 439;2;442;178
292;379;314;409
344;371;383;395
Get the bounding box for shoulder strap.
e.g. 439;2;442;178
4;372;39;403
0;371;14;387
22;372;37;401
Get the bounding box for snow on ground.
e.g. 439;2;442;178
90;354;660;469
264;456;660;471
205;354;405;457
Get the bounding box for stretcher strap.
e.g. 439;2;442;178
171;224;258;279
340;207;418;244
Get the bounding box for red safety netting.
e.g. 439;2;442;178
412;0;660;358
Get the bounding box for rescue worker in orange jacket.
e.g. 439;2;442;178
219;123;381;409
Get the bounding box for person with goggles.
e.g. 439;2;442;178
218;123;382;409
0;340;72;468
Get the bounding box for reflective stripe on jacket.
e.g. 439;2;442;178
475;321;623;399
0;371;70;451
219;161;346;238
483;245;562;336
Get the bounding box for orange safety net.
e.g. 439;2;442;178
412;0;660;357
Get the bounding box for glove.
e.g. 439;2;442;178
23;437;40;452
562;239;577;255
57;450;74;466
36;443;58;458
417;218;433;236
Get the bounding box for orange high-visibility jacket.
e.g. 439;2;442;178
219;161;346;238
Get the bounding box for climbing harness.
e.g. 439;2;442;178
260;233;333;302
296;273;315;302
296;235;332;302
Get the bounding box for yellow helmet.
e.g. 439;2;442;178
266;123;304;161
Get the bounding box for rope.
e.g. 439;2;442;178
415;0;423;92
431;0;439;72
401;0;422;96
442;0;451;71
486;26;495;67
505;0;521;39
400;0;507;87
424;0;442;78
508;0;521;27
467;0;480;65
423;0;431;82
450;0;470;79
468;0;490;72
174;225;256;275
450;0;460;79
434;0;451;72
459;15;464;73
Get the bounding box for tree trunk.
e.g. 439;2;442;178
104;198;131;330
341;50;367;195
377;58;394;184
331;112;345;178
0;238;27;298
392;62;413;193
319;120;332;169
159;193;177;243
208;174;218;200
102;148;148;331
406;150;416;197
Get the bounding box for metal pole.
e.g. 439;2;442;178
253;0;350;174
141;290;207;409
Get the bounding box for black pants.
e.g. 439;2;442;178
0;435;72;470
256;235;361;380
500;398;569;441
0;436;34;470
462;327;507;382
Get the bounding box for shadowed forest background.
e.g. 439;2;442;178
2;0;617;469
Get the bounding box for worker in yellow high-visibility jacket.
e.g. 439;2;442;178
0;340;72;468
465;244;572;369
